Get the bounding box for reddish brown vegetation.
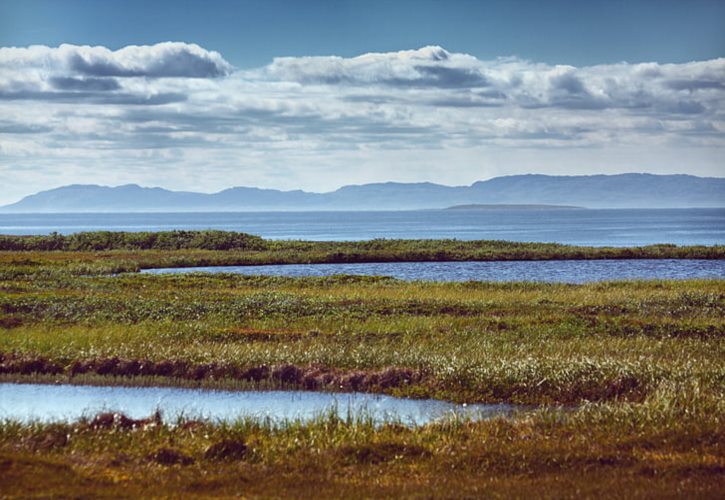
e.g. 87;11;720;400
149;448;194;465
0;352;421;392
0;316;23;329
220;327;309;342
203;440;248;461
89;411;161;430
337;442;431;464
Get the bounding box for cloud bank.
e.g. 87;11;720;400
0;43;723;203
260;46;725;116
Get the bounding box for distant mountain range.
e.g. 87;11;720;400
2;174;724;212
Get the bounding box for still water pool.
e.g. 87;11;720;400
0;383;520;426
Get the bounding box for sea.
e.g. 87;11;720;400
0;208;723;247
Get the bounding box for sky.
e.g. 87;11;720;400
0;0;724;204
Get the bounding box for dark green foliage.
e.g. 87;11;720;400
0;230;266;251
0;231;723;262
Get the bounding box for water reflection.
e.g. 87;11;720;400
0;383;521;426
142;259;725;283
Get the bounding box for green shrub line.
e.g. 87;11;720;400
1;231;723;271
0;230;266;252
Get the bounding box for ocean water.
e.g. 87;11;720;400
0;208;724;246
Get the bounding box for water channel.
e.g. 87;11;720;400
141;259;725;283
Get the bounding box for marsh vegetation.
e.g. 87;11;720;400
0;233;722;496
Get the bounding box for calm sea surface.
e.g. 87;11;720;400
143;259;725;283
1;208;724;246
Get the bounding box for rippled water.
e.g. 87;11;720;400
142;259;725;283
1;208;723;246
0;383;516;426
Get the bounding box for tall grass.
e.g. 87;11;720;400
1;266;722;404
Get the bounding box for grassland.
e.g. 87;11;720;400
0;234;723;497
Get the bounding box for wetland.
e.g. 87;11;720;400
0;231;722;497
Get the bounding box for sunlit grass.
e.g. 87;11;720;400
0;247;722;496
1;262;722;403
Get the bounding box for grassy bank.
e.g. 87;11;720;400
1;398;722;498
1;231;723;278
0;246;723;496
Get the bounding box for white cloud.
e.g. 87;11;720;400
259;46;487;88
0;42;232;78
255;46;725;114
0;43;723;204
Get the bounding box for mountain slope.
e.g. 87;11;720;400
2;174;723;212
468;174;725;207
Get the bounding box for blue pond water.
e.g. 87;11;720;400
0;383;517;426
142;259;725;283
1;208;724;247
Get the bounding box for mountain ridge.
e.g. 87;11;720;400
2;174;724;212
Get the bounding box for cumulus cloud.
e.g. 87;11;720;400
254;45;725;117
49;76;121;91
0;42;232;78
0;43;723;203
0;42;229;107
261;46;490;88
0;89;187;105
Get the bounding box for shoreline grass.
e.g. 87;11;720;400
0;391;721;497
1;231;723;280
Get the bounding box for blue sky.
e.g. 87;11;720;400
0;0;724;203
3;0;724;66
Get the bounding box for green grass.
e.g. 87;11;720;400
1;264;723;404
1;231;723;276
0;395;721;497
0;244;723;497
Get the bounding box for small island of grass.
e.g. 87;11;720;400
445;203;585;210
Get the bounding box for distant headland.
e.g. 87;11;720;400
2;173;724;212
445;204;584;210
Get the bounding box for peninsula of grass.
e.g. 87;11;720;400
0;234;722;496
1;230;723;279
